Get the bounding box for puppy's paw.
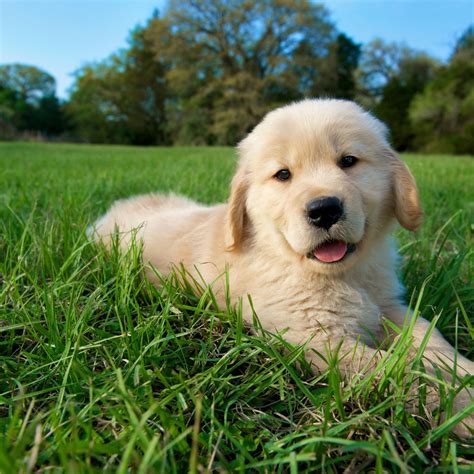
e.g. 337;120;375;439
451;416;473;440
450;388;474;440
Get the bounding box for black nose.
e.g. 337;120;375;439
306;196;344;230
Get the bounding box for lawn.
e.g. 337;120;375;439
0;142;473;472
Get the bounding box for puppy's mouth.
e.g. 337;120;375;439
307;240;357;263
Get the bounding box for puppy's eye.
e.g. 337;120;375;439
274;169;291;181
339;155;358;169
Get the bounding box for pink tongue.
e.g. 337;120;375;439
314;241;348;263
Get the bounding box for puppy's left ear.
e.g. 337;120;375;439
224;167;249;251
387;148;423;232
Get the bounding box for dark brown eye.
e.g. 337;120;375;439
339;155;358;169
274;169;291;181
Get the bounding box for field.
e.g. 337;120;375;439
0;142;473;472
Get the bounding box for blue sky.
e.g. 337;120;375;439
1;0;473;98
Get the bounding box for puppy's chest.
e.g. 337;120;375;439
249;276;382;339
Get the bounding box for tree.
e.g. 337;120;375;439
144;0;347;144
119;27;169;145
410;25;474;154
355;39;439;149
0;84;18;138
65;62;119;143
0;63;65;136
66;0;361;145
67;24;168;145
314;33;361;100
451;24;474;61
0;64;55;104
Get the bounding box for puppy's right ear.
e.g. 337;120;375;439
224;167;249;251
386;148;423;232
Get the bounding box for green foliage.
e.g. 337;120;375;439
451;24;474;62
374;55;439;150
0;63;65;137
1;8;471;152
410;26;474;154
0;85;18;138
0;63;55;102
355;39;439;150
67;0;361;145
329;33;361;100
0;143;473;471
66;26;168;145
146;0;340;144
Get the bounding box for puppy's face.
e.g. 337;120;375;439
225;100;421;274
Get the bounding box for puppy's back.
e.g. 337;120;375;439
90;193;199;246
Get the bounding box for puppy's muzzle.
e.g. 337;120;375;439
306;196;344;230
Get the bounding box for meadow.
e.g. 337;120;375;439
0;142;473;472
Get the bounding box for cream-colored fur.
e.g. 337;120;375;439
91;99;473;438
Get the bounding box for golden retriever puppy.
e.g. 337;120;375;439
91;99;473;437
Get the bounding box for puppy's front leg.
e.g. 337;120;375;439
384;307;473;438
383;307;474;378
303;337;385;380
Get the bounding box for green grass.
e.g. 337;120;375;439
0;141;473;472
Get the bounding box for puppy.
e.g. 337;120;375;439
92;99;473;437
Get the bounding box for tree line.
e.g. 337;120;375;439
1;1;473;154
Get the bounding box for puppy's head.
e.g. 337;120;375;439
225;99;422;274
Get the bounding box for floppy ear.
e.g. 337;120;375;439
224;167;249;251
387;149;423;232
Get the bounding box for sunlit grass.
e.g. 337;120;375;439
0;142;473;471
